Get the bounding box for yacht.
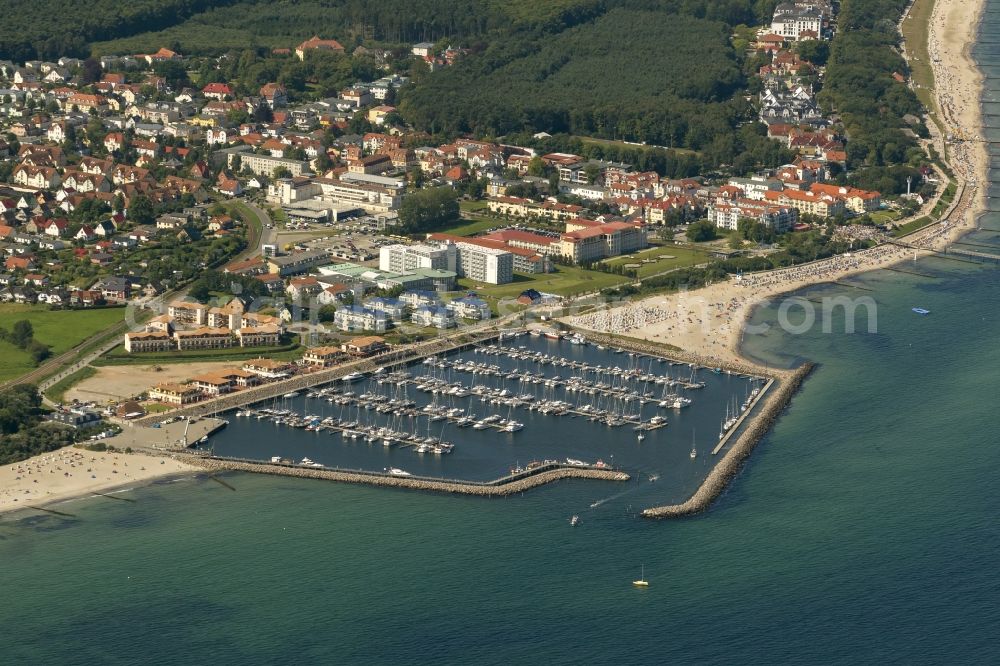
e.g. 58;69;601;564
387;468;412;477
341;372;366;382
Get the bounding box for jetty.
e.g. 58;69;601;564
187;457;630;497
642;362;815;519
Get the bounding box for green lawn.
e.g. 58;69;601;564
893;216;935;237
900;0;937;118
0;305;126;382
868;210;902;225
434;217;501;237
602;244;710;278
456;264;629;300
458;200;489;213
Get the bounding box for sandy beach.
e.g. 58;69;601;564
0;446;198;515
568;0;988;368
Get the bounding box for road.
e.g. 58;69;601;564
232;199;275;260
4;201;274;397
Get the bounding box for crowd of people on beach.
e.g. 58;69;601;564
0;449;144;506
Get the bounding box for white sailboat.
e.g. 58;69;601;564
633;564;649;587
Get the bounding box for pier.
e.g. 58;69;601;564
711;378;775;455
186;456;630;497
642;362;815;519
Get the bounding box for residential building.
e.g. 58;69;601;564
448;296;491;320
168;301;208;326
124;330;174;353
364;297;407;321
452;242;514;285
332;305;388;333
303;345;343;367
411;305;455;329
173;327;234;350
235;324;281;347
341;336;387;357
379;243;455;273
232;152;311;178
242;358;294;379
149;383;202;405
557;220;647;263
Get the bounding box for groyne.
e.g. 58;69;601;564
185;457;630;496
641;361;815;519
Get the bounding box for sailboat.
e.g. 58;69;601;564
633;565;649;587
690;428;697;459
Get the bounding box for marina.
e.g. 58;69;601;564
199;332;774;501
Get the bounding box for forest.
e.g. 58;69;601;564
0;0;243;61
400;8;749;153
819;0;925;178
0;385;75;465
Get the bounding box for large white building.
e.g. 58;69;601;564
380;241;514;284
454;242;513;285
379;243;456;273
770;5;824;40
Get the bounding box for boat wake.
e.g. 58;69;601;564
588;484;646;510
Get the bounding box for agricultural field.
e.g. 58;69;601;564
0;305;125;382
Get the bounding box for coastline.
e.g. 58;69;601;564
575;0;989;516
569;0;987;375
0;446;199;517
4;1;986;521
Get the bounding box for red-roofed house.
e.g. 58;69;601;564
202;83;233;100
296;36;345;60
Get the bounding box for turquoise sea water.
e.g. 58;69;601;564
6;19;1000;666
5;231;999;666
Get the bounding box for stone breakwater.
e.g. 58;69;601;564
185;457;630;497
641;362;815;519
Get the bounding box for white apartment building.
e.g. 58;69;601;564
454;242;514;285
379;243;456;273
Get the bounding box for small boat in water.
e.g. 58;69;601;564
570;515;580;526
633;565;649;587
912;307;930;315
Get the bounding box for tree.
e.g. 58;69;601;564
272;166;293;179
317;304;337;322
348;113;372;135
527;156;545;177
10;320;33;348
81;57;102;84
398;187;460;234
686;220;717;242
113;193;125;215
129;195;155;226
